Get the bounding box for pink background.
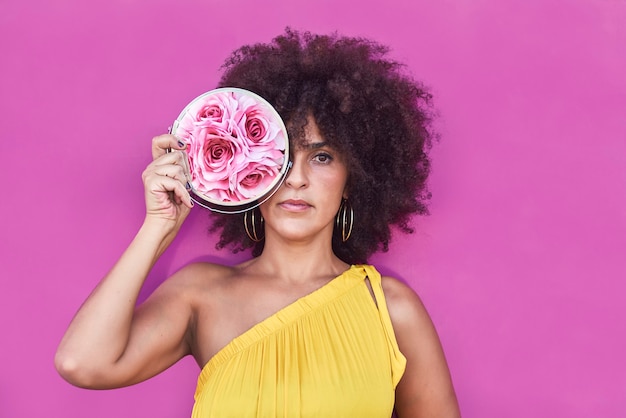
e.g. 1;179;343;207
1;0;625;416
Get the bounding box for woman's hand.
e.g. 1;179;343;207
142;134;194;229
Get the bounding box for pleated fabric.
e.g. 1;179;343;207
191;265;406;418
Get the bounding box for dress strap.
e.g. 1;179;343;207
358;265;407;388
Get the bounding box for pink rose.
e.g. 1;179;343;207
233;159;282;200
197;103;224;122
187;127;248;201
233;95;286;148
245;114;268;143
203;136;233;170
178;92;237;136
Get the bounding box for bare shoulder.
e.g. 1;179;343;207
144;262;238;306
379;274;442;369
380;275;432;330
174;261;236;278
381;275;461;417
163;261;237;288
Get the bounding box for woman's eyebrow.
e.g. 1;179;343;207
304;141;329;150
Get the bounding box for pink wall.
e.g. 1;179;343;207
1;0;625;416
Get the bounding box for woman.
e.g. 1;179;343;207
56;29;461;417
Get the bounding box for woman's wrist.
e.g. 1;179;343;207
137;217;180;258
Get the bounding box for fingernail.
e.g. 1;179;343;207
186;181;192;190
177;139;186;148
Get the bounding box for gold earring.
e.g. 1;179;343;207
335;199;354;242
243;208;264;242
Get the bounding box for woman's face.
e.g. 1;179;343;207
260;116;348;244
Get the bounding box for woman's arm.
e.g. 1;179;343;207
383;276;461;418
55;135;195;389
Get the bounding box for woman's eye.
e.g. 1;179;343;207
313;152;333;163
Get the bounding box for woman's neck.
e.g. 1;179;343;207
247;237;349;284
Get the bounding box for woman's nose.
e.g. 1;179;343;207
285;156;308;189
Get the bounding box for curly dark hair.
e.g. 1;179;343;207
209;28;435;265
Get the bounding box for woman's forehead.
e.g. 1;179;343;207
286;113;326;147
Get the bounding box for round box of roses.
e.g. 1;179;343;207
171;88;290;213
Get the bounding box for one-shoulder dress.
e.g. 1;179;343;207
191;264;406;417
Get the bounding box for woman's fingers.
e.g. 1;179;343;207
144;170;194;211
151;134;187;160
150;147;191;181
143;149;194;212
153;176;194;209
149;159;190;186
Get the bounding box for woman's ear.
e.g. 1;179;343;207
342;173;351;200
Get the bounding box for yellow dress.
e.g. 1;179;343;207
191;264;406;418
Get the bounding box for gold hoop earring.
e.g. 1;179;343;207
335;199;354;242
243;208;264;242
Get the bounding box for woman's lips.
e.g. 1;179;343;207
279;199;311;211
